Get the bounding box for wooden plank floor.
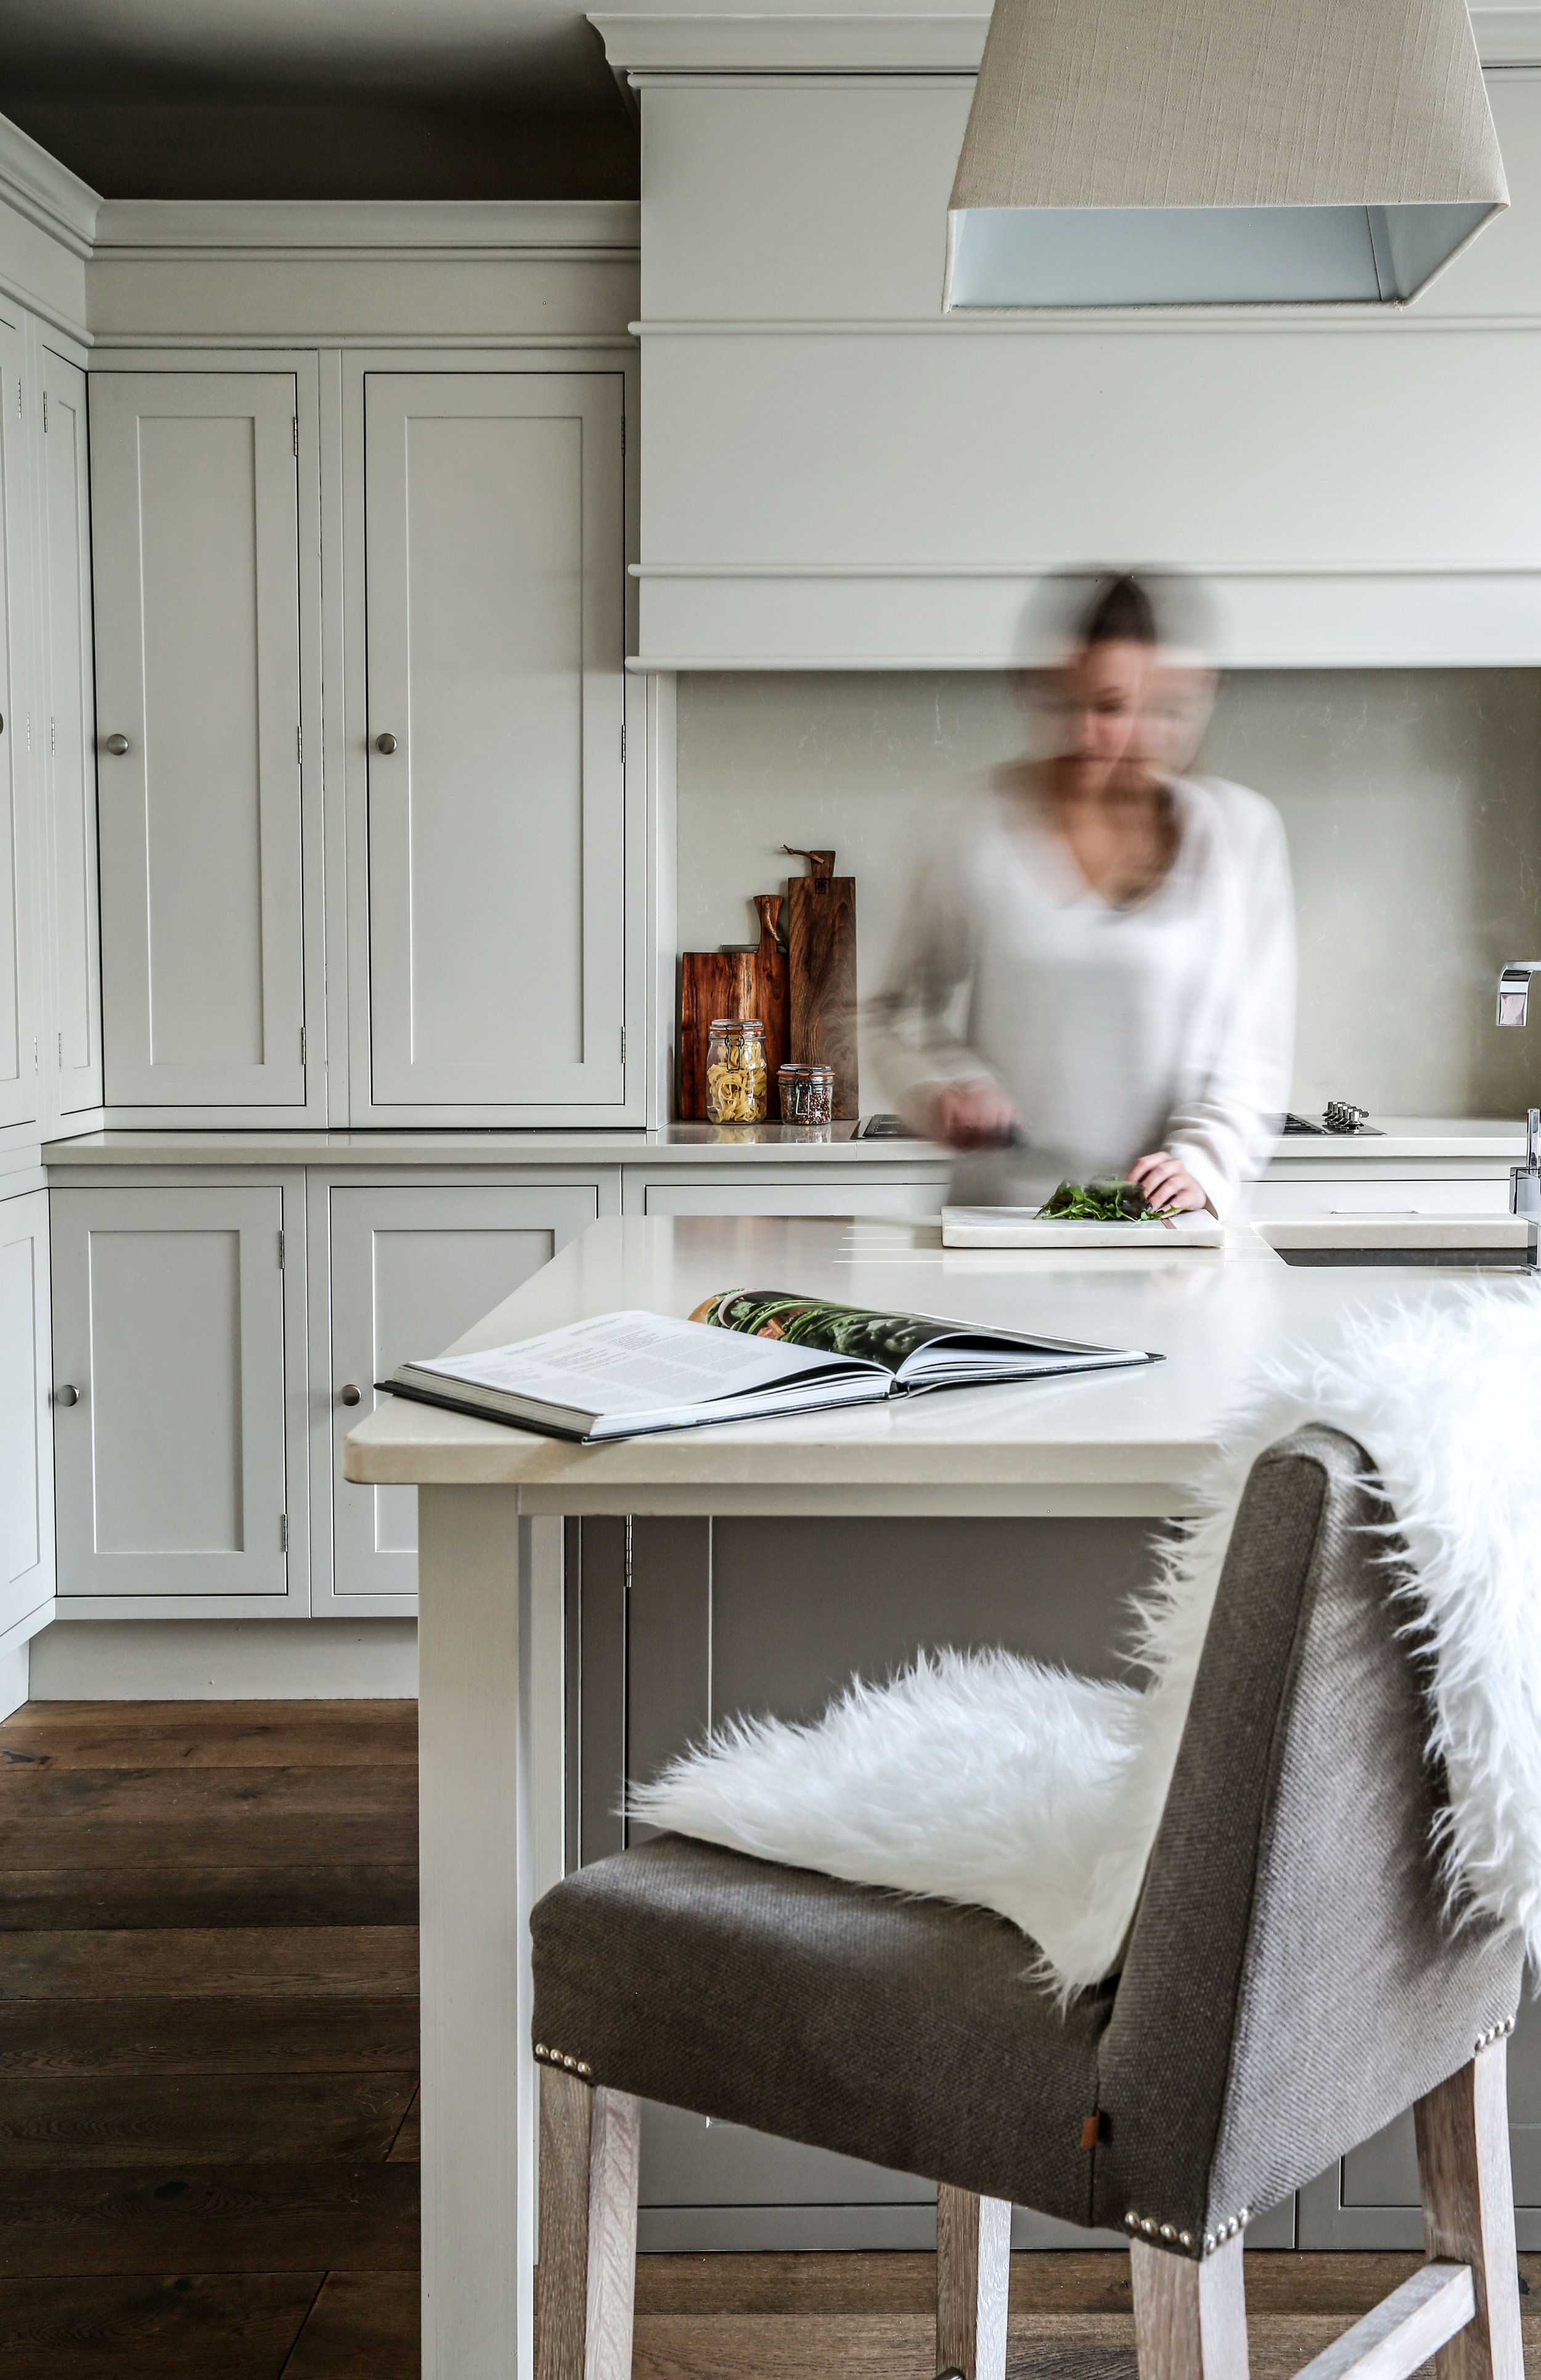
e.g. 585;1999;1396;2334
2;1698;1538;2379
0;1699;421;2379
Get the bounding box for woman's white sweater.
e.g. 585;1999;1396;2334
865;774;1295;1216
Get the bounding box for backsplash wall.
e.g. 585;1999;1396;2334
675;669;1541;1121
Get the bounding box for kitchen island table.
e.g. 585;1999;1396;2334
343;1211;1468;2380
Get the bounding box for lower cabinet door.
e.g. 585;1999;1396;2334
0;1190;54;1644
51;1185;291;1600
1298;1994;1541;2247
324;1183;599;1607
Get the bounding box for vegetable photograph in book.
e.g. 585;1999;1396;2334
694;1289;1014;1370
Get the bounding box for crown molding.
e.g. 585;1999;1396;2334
595;2;1541;75
0;110;100;260
91;198;640;260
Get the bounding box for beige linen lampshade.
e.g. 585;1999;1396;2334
944;0;1508;308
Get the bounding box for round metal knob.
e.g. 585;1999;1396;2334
340;1383;362;1407
105;734;129;756
375;732;397;755
54;1383;79;1407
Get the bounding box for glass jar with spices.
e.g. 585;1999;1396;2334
777;1063;807;1123
706;1020;768;1124
803;1065;835;1127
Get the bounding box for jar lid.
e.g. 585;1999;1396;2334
709;1016;764;1033
777;1061;807;1075
806;1064;834;1080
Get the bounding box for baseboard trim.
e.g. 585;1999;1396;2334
25;1616;419;1700
0;1644;27;1721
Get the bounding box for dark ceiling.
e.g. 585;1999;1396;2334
0;0;639;201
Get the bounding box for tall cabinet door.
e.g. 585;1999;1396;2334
42;350;101;1116
51;1185;291;1601
322;1181;599;1609
91;372;305;1108
364;373;626;1115
0;308;36;1131
0;1189;54;1646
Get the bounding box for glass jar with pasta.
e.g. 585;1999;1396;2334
705;1019;768;1124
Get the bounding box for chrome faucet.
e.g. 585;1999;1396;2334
1495;962;1541;1216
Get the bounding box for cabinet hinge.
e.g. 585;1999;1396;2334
280;1514;289;1553
14;378;19;420
620;722;626;763
32;1037;38;1074
620;1026;627;1064
293;415;298;457
57;1031;62;1067
49;716;55;753
277;1229;285;1269
299;1026;307;1066
296;722;302;766
41;391;47;432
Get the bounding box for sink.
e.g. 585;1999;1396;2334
1275;1246;1534;1269
1256;1214;1535;1270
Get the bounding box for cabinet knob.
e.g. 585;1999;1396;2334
105;734;129;756
340;1383;362;1407
375;732;398;755
54;1383;79;1407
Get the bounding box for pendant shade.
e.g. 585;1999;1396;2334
944;0;1508;309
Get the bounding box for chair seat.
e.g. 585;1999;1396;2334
531;1832;1114;2223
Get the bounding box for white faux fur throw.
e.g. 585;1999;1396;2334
631;1281;1541;2001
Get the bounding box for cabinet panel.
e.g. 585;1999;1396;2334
1299;1995;1541;2247
637;1176;946;1219
325;1182;599;1605
364;372;625;1111
52;1185;290;1597
91;372;305;1107
42;350;100;1116
0;1190;53;1645
0;310;36;1132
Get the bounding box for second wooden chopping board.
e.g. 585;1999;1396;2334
785;848;859;1121
679;894;789;1119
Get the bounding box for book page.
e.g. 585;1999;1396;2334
413;1310;863;1420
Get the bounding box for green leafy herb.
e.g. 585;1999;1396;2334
1040;1177;1171;1222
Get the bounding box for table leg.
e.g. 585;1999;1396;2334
419;1486;533;2380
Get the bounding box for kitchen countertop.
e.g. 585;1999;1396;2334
38;1116;1530;1168
343;1211;1495;1515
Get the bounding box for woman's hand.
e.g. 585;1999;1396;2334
921;1079;1018;1150
1129;1150;1212;1214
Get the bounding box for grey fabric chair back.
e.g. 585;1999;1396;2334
1093;1424;1523;2248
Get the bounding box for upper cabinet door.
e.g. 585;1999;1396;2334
0;310;37;1133
91;372;305;1108
364;372;626;1112
42;351;101;1117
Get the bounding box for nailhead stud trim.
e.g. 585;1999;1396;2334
1476;2016;1517;2053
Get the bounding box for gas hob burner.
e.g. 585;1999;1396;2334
1282;1103;1382;1137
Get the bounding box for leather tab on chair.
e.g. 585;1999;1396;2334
1081;2109;1109;2149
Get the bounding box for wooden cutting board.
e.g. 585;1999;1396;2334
785;849;859;1121
679;895;789;1119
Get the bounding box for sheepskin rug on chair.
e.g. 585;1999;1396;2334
631;1282;1541;2001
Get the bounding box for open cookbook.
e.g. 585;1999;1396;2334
380;1289;1159;1444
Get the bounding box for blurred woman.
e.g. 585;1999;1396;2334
866;573;1294;1215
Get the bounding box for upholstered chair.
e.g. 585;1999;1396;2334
529;1426;1526;2380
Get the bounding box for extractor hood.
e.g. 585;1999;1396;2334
944;0;1509;309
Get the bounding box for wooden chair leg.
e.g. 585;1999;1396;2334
536;2064;640;2380
1131;2232;1248;2380
936;2182;1010;2380
1415;2039;1524;2380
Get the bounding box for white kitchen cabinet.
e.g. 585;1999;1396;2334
90;370;308;1112
0;306;37;1135
362;370;627;1119
41;348;100;1118
317;1179;601;1610
51;1181;304;1607
0;1187;54;1650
